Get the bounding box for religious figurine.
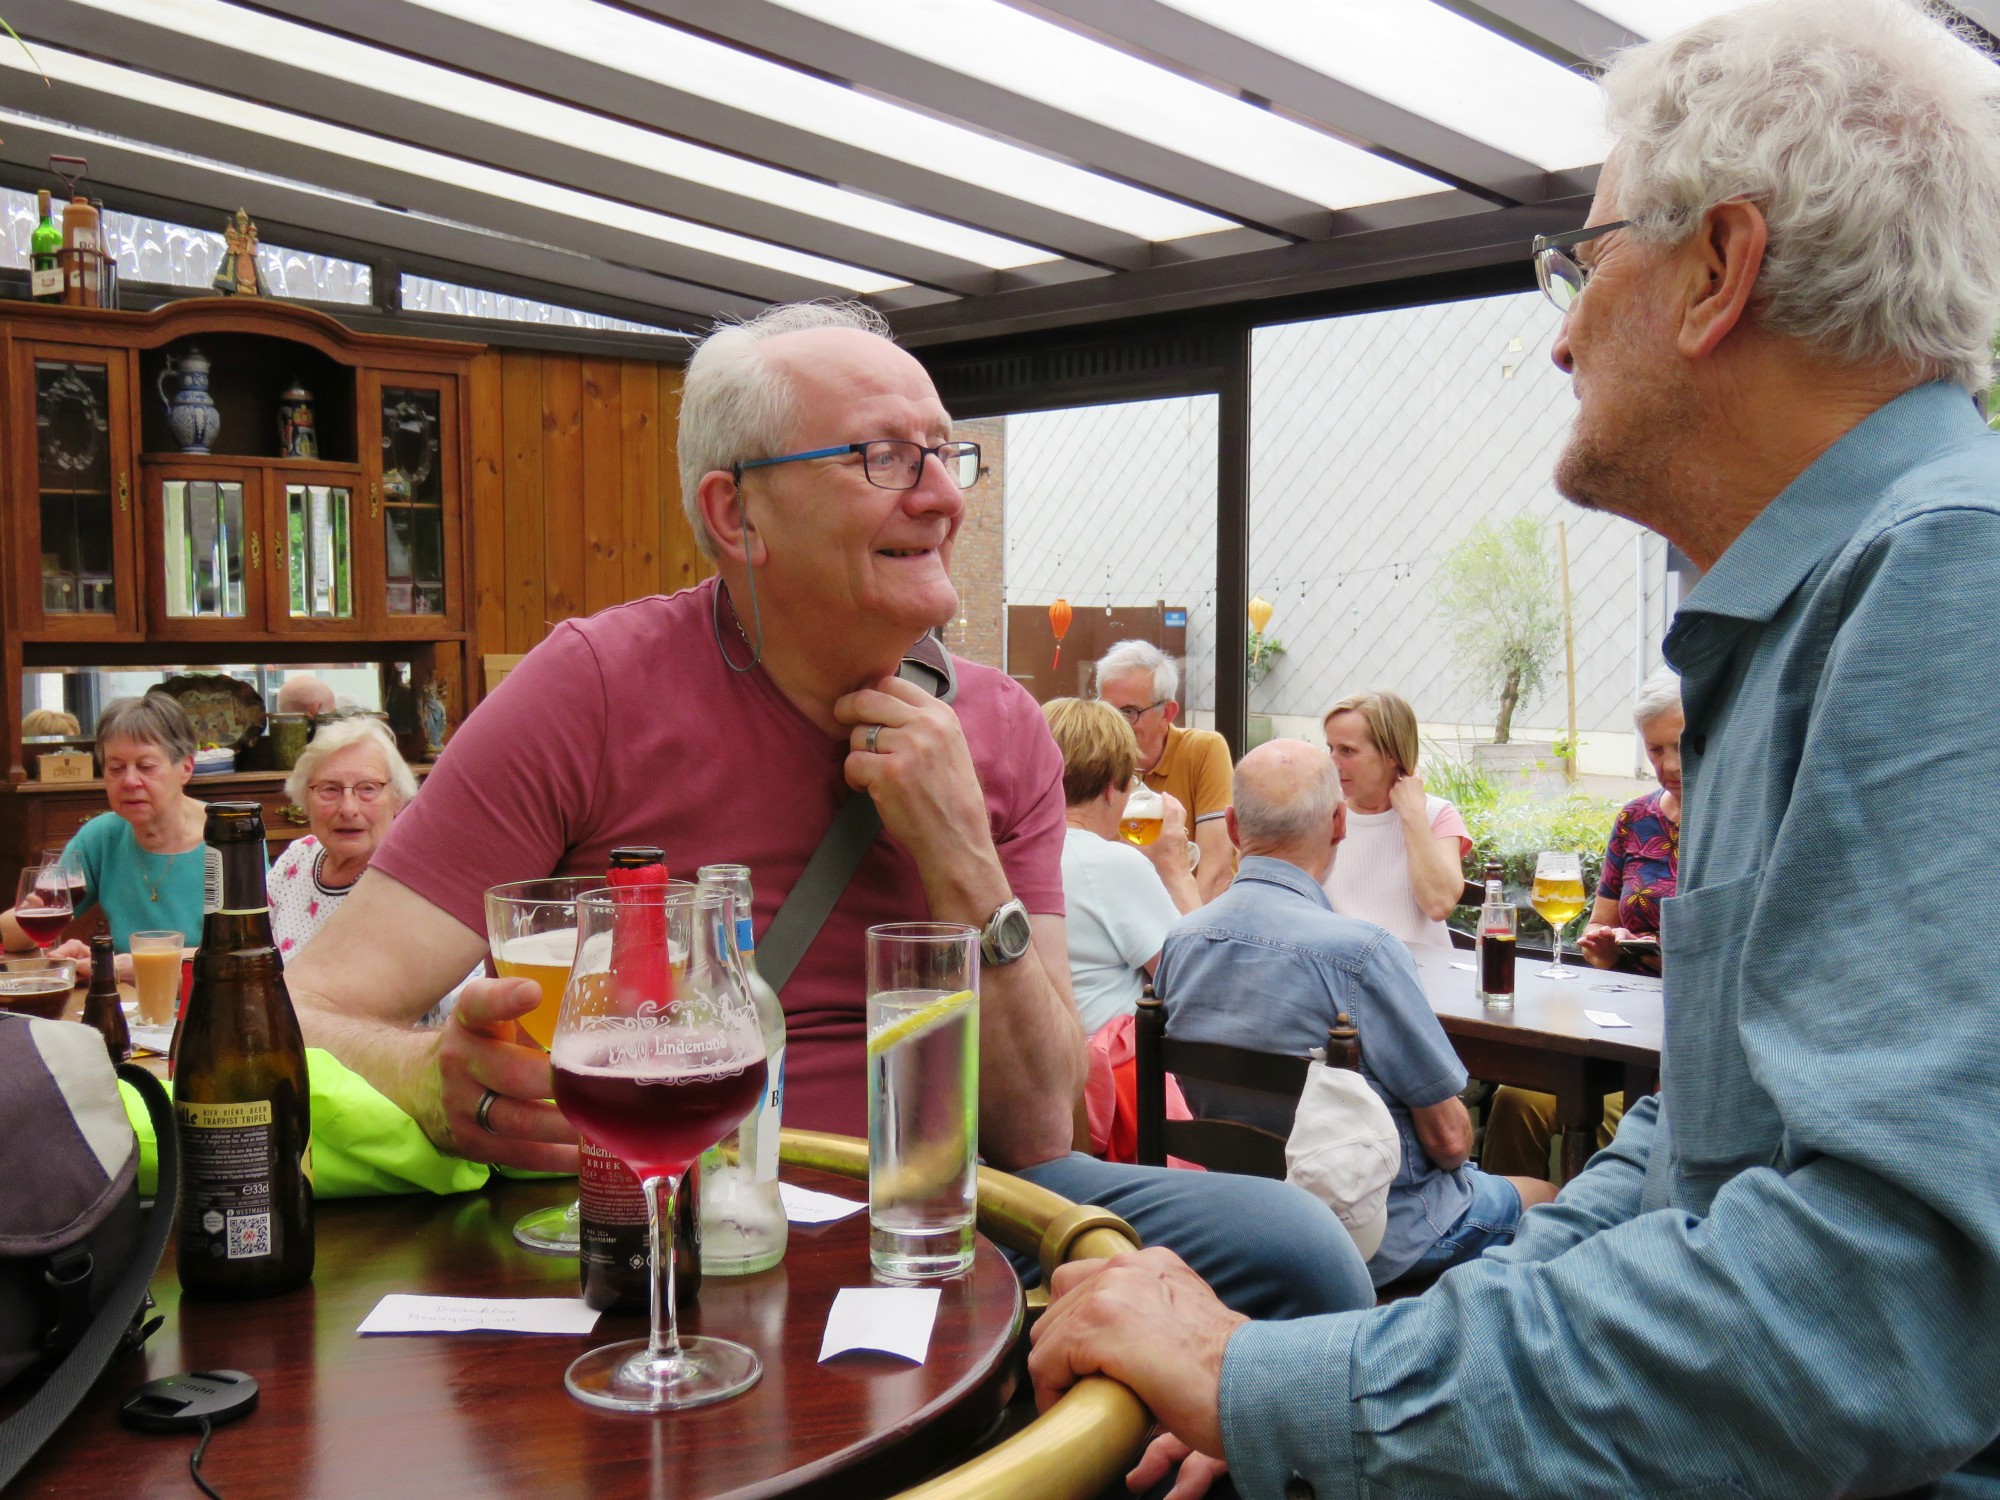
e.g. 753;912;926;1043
419;677;448;759
212;208;269;296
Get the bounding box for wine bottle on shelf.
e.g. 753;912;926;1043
30;190;63;303
695;863;787;1276
578;846;701;1313
1476;860;1516;1008
174;803;314;1299
83;932;131;1065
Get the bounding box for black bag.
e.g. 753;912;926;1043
0;1012;178;1488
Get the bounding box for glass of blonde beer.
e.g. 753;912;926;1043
1120;782;1165;847
1530;851;1587;980
486;876;602;1253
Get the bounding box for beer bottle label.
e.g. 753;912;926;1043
176;1098;280;1263
30;267;61;298
753;1046;785;1184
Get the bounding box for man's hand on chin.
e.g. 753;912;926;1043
1026;1248;1245;1463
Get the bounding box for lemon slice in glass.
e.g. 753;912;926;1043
866;988;975;1058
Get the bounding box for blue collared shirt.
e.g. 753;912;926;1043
1219;383;2000;1498
1154;856;1468;1285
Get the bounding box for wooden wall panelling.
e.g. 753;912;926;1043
580;357;624;614
540;354;585;627
619;361;662;602
658;367;706;596
468;350;505;671
499;350;545;654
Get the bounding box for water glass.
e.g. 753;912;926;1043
867;923;979;1281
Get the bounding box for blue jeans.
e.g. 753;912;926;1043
1404;1165;1524;1277
1010;1154;1374;1320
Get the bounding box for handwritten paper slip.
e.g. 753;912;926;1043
781;1182;867;1225
818;1288;941;1364
358;1295;601;1336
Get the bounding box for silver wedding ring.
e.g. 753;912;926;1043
866;723;884;754
475;1087;502;1134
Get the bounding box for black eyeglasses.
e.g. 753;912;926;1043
1531;220;1631;313
1110;699;1167;724
733;439;981;491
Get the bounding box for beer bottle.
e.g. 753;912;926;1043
30;190;64;303
696;863;786;1275
83;932;131;1065
175;803;313;1298
1476;859;1517;1008
578;846;700;1313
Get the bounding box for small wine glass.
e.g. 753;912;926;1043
1120;782;1165;847
1531;850;1586;980
485;875;613;1256
13;861;74;954
551;882;765;1412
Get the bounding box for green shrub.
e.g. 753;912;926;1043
1426;743;1619;940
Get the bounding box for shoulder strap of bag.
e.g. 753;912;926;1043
0;1065;178;1491
756;636;957;995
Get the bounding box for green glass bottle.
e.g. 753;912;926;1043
30;189;63;303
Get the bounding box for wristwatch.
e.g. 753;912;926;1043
979;897;1033;968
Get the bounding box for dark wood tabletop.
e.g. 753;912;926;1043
12;1172;1023;1500
1410;946;1663;1180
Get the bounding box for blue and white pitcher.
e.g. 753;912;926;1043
157;346;221;454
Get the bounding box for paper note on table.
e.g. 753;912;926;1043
781;1182;866;1225
1583;1010;1632;1028
818;1287;940;1364
357;1294;601;1336
1449;961;1475;972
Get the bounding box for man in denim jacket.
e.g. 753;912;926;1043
1029;1;2000;1494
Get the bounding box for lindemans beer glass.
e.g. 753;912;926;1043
551;883;764;1412
485;876;605;1254
1531;850;1588;980
867;923;979;1281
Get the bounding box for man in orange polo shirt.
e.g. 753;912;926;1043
1094;640;1232;901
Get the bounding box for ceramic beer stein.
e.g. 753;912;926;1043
157;345;221;454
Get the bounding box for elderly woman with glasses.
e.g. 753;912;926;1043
269;716;419;963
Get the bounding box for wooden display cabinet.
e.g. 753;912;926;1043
0;296;483;893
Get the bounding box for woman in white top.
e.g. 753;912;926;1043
1042;698;1202;1035
1320;690;1471;949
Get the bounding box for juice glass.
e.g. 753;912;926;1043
129;929;185;1048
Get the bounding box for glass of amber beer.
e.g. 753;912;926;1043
485;876;603;1254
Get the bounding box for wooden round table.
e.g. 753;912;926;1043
12;1172;1024;1499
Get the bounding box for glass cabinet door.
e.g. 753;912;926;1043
29;351;134;631
161;478;249;618
377;383;450;619
285;482;353;620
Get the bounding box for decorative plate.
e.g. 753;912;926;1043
156;673;267;754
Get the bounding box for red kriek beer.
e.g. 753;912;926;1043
15;909;70;949
555;1058;765;1184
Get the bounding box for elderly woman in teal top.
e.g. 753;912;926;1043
1;693;209;957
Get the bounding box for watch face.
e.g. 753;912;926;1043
987;901;1032;962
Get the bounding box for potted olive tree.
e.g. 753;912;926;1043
1435;516;1562;777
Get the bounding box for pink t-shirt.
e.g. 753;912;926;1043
371;578;1067;1137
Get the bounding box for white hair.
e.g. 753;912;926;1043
286;715;418;810
1633;666;1683;729
677;300;896;558
1601;0;2000;390
1233;741;1342;847
1095;639;1180;704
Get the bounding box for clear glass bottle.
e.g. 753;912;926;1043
1476;859;1516;1008
695;864;787;1275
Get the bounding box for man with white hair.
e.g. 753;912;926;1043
1030;1;2000;1493
1155;740;1555;1287
287;300;1373;1321
1095;640;1234;900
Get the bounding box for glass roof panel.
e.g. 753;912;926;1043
0;44;905;293
1571;0;1738;38
765;0;1443;209
1154;0;1611;172
61;0;1052;272
402;0;1237;243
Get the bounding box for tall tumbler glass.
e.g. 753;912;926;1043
866;923;979;1281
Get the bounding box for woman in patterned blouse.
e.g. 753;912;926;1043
1578;668;1682;973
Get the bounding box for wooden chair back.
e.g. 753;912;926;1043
1133;995;1361;1177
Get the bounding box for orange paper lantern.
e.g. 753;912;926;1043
1049;597;1073;671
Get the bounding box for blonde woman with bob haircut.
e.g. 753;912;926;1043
1042;697;1200;1035
1319;690;1471;949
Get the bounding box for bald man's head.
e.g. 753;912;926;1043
1230;739;1344;874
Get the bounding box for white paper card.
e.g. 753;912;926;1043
357;1294;601;1336
818;1287;940;1364
781;1182;866;1224
1449;962;1475;972
1583;1010;1632;1029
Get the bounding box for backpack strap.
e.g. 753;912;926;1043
0;1066;177;1490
